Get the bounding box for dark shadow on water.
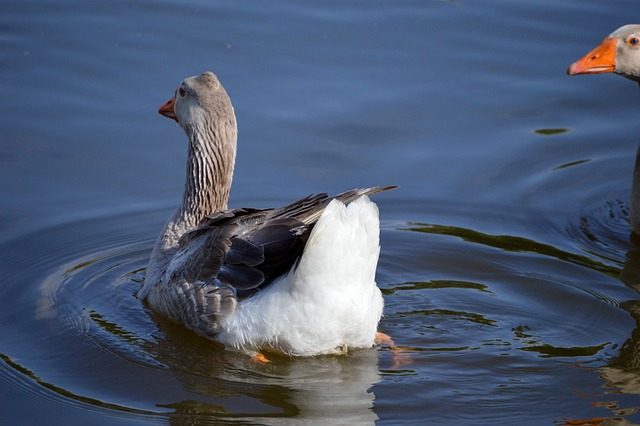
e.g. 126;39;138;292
602;234;640;393
404;222;622;277
602;140;640;377
0;353;156;416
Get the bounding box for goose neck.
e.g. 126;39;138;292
179;125;236;227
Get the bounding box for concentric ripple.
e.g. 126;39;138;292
0;209;393;422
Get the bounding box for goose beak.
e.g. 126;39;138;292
159;94;178;122
567;37;617;75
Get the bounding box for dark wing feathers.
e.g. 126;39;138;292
244;217;308;282
169;186;396;336
175;186;397;289
173;207;309;294
225;237;264;266
274;186;398;224
272;193;329;220
218;263;265;290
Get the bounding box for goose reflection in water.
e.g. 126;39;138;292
142;310;383;424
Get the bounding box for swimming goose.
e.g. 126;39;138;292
568;24;640;234
137;71;395;360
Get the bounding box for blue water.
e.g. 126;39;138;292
2;0;640;424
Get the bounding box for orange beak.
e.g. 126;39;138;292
158;93;178;122
567;37;617;75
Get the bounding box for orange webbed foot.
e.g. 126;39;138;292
251;353;271;364
375;332;395;346
376;331;413;369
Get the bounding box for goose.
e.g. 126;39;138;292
568;24;640;234
136;71;396;361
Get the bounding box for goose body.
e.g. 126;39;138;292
568;24;640;234
137;71;394;357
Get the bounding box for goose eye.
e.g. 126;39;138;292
178;87;186;97
628;37;639;46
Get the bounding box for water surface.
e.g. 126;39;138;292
2;0;640;424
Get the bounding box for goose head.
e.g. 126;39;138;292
157;71;238;223
568;24;640;82
158;71;237;140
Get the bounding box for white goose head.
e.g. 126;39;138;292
568;24;640;82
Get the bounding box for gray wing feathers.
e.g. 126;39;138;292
198;284;237;335
162;280;238;336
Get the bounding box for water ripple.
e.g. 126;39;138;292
0;210;393;422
